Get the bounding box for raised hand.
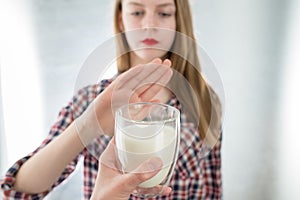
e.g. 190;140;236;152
76;58;173;145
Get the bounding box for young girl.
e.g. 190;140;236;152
1;0;223;199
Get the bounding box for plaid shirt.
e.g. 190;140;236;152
1;78;222;200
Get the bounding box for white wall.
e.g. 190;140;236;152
0;0;44;171
0;68;7;175
193;0;289;198
276;0;300;199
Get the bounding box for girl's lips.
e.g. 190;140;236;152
142;38;159;46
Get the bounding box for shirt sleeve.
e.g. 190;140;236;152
0;84;99;199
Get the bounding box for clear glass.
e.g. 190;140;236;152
115;102;180;198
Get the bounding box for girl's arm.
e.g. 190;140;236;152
11;58;173;194
13;122;84;193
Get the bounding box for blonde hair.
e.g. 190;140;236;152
113;0;222;146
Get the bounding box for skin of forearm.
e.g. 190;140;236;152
13;122;85;194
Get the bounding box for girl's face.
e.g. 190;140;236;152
120;0;176;64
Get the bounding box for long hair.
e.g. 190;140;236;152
113;0;222;147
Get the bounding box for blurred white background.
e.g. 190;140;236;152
1;0;299;199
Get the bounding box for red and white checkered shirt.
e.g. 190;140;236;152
1;78;222;200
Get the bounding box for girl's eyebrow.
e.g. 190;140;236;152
157;3;176;8
127;2;175;8
127;2;144;7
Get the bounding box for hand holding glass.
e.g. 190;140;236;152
115;102;180;198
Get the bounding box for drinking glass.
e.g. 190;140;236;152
115;102;180;198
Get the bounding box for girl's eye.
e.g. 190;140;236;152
131;11;144;16
159;12;172;17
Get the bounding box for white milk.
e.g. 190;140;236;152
116;124;177;188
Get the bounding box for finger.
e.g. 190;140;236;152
150;99;161;103
114;65;143;90
127;103;153;122
114;58;163;90
115;63;161;91
150;58;163;64
117;58;162;89
133;65;172;95
117;57;168;91
125;157;163;188
136;185;172;196
137;69;173;101
162;59;172;67
162;187;172;196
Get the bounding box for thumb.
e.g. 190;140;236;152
126;157;163;187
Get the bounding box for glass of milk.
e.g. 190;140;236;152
115;102;180;198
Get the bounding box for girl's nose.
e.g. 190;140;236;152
142;13;157;29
